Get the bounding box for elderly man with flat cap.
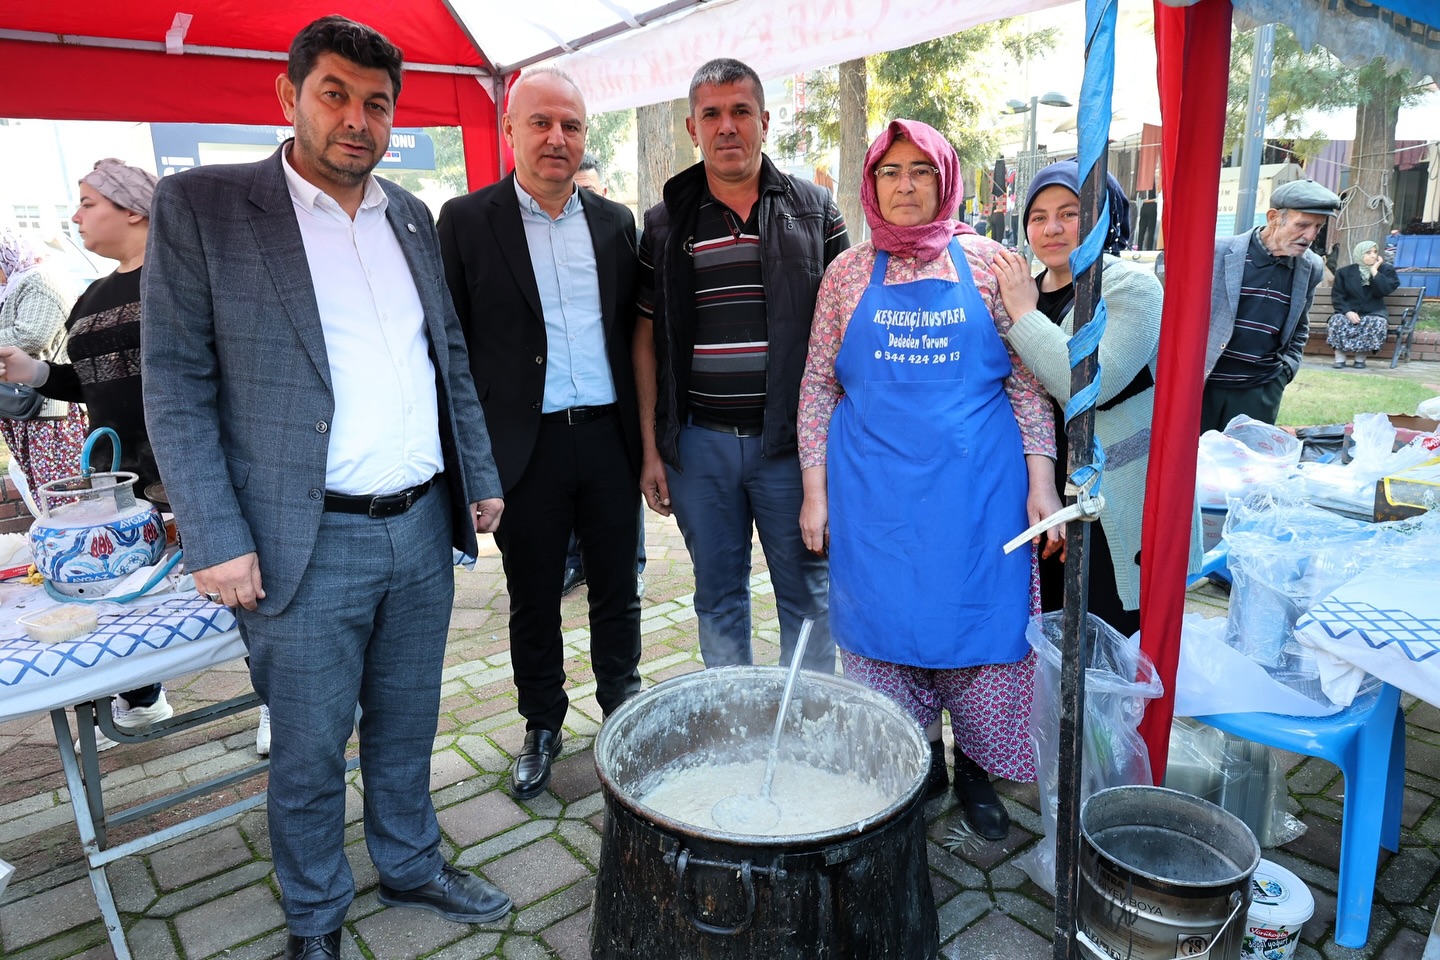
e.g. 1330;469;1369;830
1201;179;1341;432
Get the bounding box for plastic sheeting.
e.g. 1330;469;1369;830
1161;0;1440;78
548;0;1069;112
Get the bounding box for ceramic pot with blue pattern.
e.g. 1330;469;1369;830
30;469;166;599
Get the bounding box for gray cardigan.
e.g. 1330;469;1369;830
1007;256;1201;609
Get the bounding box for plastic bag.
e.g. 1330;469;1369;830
1164;718;1305;848
1014;612;1162;895
1417;396;1440;420
1223;494;1386;708
1174;613;1339;718
1349;412;1435;478
1196;415;1301;509
1223;495;1375;664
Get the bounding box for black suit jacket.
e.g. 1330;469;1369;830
437;173;641;493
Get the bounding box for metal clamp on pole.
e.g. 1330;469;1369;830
1003;492;1106;555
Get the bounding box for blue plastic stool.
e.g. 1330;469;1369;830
1193;682;1404;948
1185;540;1231;588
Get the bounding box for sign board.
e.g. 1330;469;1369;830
1215;162;1300;237
151;123;436;177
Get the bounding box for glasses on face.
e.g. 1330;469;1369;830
874;164;938;186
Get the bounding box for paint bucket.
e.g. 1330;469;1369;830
1240;860;1314;959
1077;785;1261;959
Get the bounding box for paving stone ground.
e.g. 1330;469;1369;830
0;512;1436;959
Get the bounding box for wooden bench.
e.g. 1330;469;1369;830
1306;285;1425;368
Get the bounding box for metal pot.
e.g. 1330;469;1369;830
590;666;938;959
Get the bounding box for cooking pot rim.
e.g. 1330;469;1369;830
594;666;929;845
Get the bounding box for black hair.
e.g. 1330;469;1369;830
578;153;602;175
288;15;404;101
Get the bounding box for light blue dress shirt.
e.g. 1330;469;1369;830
514;180;615;412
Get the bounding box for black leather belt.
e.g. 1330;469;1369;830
324;476;435;518
540;404;615;425
690;414;763;438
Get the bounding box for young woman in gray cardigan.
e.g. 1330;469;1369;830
992;160;1200;636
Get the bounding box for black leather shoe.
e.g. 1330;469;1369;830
954;753;1009;840
509;728;562;799
285;930;341;959
561;566;586;597
377;863;513;923
925;739;949;800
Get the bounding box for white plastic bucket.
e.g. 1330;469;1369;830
1240;859;1314;959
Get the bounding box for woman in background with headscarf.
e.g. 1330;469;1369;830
992;158;1199;638
1327;240;1399;368
0;225;88;494
0;158;170;746
798;119;1059;841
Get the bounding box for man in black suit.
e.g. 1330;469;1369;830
438;67;642;801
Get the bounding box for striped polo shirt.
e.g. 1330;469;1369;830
687;194;768;428
1209;229;1293;388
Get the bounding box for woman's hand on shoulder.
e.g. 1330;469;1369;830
991;249;1039;325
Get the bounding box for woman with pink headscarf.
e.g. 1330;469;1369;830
0;225;88;494
797;120;1059;841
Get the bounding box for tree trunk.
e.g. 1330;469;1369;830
637;102;674;216
672;97;698;170
1336;61;1402;268
837;58;869;242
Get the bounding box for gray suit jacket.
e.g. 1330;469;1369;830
1205;228;1324;382
142;147;501;614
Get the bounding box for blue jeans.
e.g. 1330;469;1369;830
666;423;833;672
239;484;452;935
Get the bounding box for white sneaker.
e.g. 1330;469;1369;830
74;690;174;754
113;690;174;730
256;704;271;756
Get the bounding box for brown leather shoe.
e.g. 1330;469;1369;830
284;930;341;959
377;863;512;923
509;728;562;799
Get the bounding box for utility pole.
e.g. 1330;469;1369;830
1233;24;1276;235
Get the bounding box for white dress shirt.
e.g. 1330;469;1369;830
282;147;443;495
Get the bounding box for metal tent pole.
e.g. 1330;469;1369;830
1052;0;1117;957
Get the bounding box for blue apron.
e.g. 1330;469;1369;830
829;239;1030;669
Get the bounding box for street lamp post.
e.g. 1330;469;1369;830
1007;91;1073;259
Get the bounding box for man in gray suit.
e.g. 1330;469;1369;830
142;17;510;959
1202;179;1340;433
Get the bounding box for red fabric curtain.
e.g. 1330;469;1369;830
1137;0;1233;776
1137;123;1164;194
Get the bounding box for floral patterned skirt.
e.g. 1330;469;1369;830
1;406;89;501
836;549;1042;783
1325;312;1387;354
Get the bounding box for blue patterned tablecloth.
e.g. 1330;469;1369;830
0;595;240;723
1296;561;1440;709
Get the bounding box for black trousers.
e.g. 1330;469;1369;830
1200;375;1288;435
494;413;642;732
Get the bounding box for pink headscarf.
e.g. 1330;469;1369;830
861;118;975;262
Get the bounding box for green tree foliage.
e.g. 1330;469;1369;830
585;109;634;190
383;126;468;196
1225;25;1355;162
774;21;1058;170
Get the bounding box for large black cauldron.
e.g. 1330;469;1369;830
590;666;938;959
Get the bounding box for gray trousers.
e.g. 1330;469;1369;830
239;484;452;935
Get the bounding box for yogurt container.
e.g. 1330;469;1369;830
1241;859;1314;959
